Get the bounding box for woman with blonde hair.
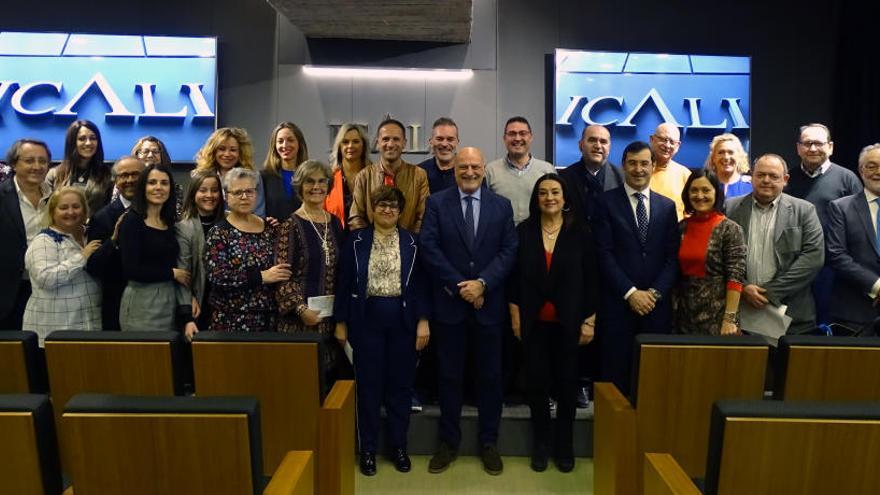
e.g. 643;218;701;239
704;133;752;198
194;127;266;217
23;186;102;344
262;122;308;220
326;123;371;229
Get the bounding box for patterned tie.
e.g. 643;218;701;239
875;198;880;251
464;195;475;248
634;192;648;245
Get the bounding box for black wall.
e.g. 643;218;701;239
8;0;876;168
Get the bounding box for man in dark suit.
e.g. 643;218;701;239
0;139;51;330
559;124;624;224
420;146;517;475
726;154;825;335
826;143;880;334
593;141;680;395
85;156;144;331
558;124;624;406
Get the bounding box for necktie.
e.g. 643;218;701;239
464;195;475;248
635;192;648;245
874;198;880;251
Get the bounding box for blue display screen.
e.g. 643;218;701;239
553;50;750;168
0;32;217;162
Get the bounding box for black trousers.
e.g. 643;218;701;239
434;315;502;448
0;280;30;331
524;320;579;457
351;297;415;453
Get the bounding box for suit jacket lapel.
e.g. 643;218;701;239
473;194;490;249
1;181;26;243
448;190;473;253
616;188;642;245
731;195;754;241
853;192;879;255
773;195;793;244
646;192;665;244
399;229;417;290
353;229;372;294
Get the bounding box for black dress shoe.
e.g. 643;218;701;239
428;442;458;473
555;456;575;473
391;448;412;472
530;452;548;472
359;452;377;476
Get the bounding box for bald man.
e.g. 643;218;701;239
419;147;517;476
559;124;624;223
649;123;692;220
85;156;145;330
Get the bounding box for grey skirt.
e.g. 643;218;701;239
120;281;176;332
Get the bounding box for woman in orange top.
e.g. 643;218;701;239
325;123;371;229
674;169;746;335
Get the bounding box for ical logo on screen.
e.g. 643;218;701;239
0;72;215;121
556;89;749;130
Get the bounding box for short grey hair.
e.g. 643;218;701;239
111;155;144;179
222;166;259;191
859;143;880;169
292;159;334;197
798;123;832;142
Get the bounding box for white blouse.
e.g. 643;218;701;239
23;228;101;345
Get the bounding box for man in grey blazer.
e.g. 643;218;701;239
725;154;825;334
826;144;880;334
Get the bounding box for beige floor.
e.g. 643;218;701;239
356;455;593;494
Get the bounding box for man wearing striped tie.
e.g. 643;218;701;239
592;141;680;394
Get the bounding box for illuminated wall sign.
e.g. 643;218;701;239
554;50;750;168
0;32;217;162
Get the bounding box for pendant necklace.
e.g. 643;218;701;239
302;208;331;266
542;222;561;240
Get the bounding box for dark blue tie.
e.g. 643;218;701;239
464;195;475;248
874;198;880;251
634;192;648;245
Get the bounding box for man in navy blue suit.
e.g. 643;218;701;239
85;156;144;331
593;141;680;394
420;146;518;475
827;143;880;334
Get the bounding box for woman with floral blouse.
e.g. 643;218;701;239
204;167;290;332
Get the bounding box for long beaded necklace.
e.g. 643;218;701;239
301;207;331;266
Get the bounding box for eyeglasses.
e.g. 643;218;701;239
652;136;680;146
375;202;400;211
505;130;531;138
753;172;784;182
302;178;330;186
798;141;828;149
137;149;162;157
116;172;141;180
228;188;257;198
863;163;880;173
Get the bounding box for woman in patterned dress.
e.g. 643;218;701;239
673;169;747;335
275;160;347;386
23;187;102;345
204;167;290;332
